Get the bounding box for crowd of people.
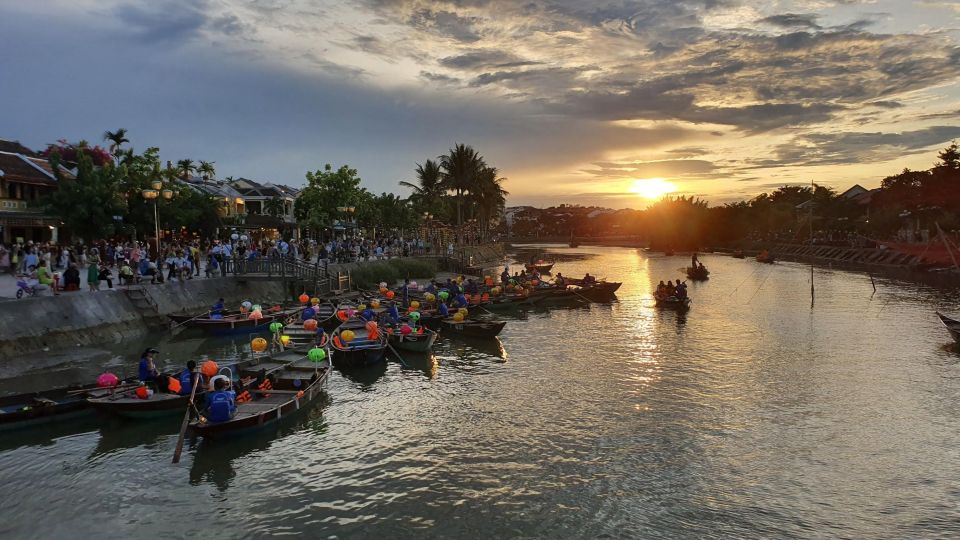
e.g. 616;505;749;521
0;233;444;297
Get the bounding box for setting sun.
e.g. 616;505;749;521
629;178;676;200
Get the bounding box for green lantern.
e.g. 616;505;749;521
308;347;327;363
269;322;283;333
409;311;421;321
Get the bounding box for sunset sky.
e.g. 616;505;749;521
2;0;960;208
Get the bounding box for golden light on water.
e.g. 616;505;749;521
629;178;676;200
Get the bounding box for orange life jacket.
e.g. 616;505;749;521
237;390;252;403
258;379;272;398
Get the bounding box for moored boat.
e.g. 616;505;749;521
331;319;388;369
187;306;301;335
388;327;438;352
524;261;554;273
570;281;622;301
937;312;960;343
88;388;204;419
0;383;132;431
732;250;745;259
756;251;775;264
440;319;506;338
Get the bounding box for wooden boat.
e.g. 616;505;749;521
88;387;205;419
331;319;388;369
0;383;132;431
188;307;301;335
654;294;691;309
571;281;622;301
311;301;340;332
281;321;329;350
168;309;239;324
937;312;960;343
440;319;506;338
388;327;438;352
732;250;745;259
190;363;330;438
756;251;775;264
686;266;710;280
524;261;554;273
569;241;580;248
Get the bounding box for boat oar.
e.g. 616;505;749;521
172;369;201;464
170;310;212;330
386;341;409;368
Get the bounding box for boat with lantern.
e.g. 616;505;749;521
388;326;439;352
440;317;507;338
331;318;388;369
0;379;136;431
187;306;302;335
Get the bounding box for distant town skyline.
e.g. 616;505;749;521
2;0;959;209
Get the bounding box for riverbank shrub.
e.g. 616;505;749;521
350;258;438;289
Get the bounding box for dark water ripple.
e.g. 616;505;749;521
3;245;960;538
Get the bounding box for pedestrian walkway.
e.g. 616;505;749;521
0;264;222;301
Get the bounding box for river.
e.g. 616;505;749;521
3;244;960;539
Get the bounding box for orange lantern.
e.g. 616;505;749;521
298;293;309;304
303;319;319;331
201;360;219;377
251;338;268;352
385;291;395;299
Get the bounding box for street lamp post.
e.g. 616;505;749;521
142;179;175;258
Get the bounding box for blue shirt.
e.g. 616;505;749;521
211;302;224;315
178;369;194;395
208;390;236;422
301;307;316;321
388;306;400;323
439;303;449;316
138;357;157;381
456;294;468;307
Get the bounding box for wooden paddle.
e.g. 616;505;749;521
172;370;200;464
170;310;212;330
386;342;409;368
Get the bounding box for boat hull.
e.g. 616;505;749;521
937;312;960;344
88;392;205;419
440;319;506;338
389;329;438;352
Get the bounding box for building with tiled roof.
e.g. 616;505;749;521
229;177;299;239
0;150;73;243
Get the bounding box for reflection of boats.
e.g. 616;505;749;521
732;250;745;259
332;319;388;369
92;415;181;457
686;266;710;280
937;312;960;344
440;319;506;338
389;327;438;352
654;294;691;310
190;362;330;438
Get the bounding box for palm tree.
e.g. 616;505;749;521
176;159;196;179
439;144;485;229
399;159;445;210
473;166;508;241
198;160;216;179
103;128;129;156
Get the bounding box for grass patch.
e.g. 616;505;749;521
350;258;438;289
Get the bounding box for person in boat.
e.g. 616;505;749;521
361;307;376;321
401;278;410;308
582;273;597;285
656;280;666;295
555;272;565;286
501;267;510;286
138;348;160;383
207;377;237;423
676;280;687;299
464;278;479;296
176;360;198;396
697;262;705;271
691;252;699;268
425;280;438;294
387;302;401;324
211;298;225;317
454;291;469;308
438;300;450;317
665;281;676;297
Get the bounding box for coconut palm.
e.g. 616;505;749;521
198;160;216;179
472;166;508;241
176;159;196;179
399;159;445;210
103;128;129;156
439;144;485;228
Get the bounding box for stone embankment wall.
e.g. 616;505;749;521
0;277;287;360
765;243;928;268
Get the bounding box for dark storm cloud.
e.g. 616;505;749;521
757;13;821;30
440;50;541;70
409;8;483;42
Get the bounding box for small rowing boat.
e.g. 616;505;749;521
187;307;301;335
190;362;330;438
440;319;506;338
331;319;388;369
686;266;710;280
732;250;745;259
937;312;960;344
756;251;775;264
88;388;204;419
525;261;554;273
570;281;622;301
654;294;691;309
388;327;438;352
0;382;132;431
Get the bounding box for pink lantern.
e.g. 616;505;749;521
249;310;263;320
97;372;119;388
400;324;412;336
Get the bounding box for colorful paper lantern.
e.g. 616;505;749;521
248;310;263;320
298;293;309;304
280;335;291;345
269;322;283;333
201;360;219;377
311;297;320;305
385;291;395;299
341;330;355;342
251;338;268;352
400;324;412;335
409;311;421;321
452;312;465;322
410;300;421;309
308;348;326;363
303;319;318;331
96;372;119;388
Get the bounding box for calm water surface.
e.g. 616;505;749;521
3;245;960;539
